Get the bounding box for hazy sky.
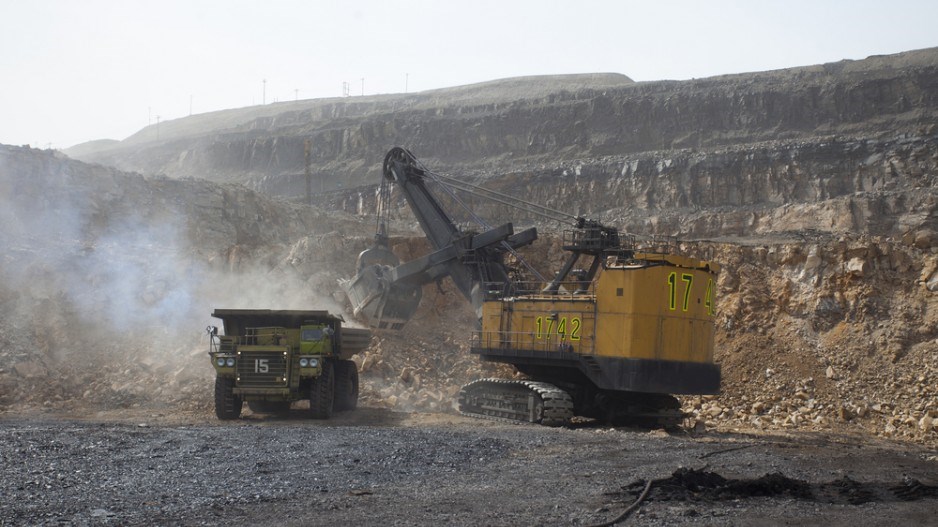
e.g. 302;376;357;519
3;0;937;149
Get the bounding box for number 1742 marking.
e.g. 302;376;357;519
534;316;581;340
668;272;714;315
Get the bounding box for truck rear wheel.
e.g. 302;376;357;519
334;360;359;411
214;377;242;420
308;361;335;419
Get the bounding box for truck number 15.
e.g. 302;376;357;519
255;359;269;373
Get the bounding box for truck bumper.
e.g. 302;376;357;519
233;388;294;397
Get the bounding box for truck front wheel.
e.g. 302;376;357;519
308;361;335;419
334;360;359;411
214;377;242;420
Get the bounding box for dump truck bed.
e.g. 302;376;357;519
211;309;372;358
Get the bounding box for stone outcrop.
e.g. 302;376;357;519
329;133;937;242
681;237;938;443
66;49;938;250
69;49;938;200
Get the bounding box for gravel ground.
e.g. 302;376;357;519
2;408;937;526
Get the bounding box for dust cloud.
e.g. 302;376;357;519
0;147;354;414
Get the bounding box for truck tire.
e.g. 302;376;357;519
334;360;359;411
214;377;242;420
247;401;291;416
308;361;335;419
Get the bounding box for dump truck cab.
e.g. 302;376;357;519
300;324;333;354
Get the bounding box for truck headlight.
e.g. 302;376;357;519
308;358;319;368
226;358;235;367
299;358;309;367
216;358;226;367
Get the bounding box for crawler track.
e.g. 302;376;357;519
457;378;574;426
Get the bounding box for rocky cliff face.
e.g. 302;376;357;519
69;73;637;187
71;50;938;202
69;49;938;246
332;133;937;243
694;236;938;442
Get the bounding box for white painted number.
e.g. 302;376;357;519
255;359;269;373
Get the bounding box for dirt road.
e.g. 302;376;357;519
2;409;937;526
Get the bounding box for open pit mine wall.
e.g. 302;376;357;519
78;50;938;197
324;133;938;241
0;145;367;267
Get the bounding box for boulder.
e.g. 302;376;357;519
13;361;47;379
846;257;868;277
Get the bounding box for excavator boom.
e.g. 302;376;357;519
343;147;535;329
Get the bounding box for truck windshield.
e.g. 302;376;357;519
302;328;323;341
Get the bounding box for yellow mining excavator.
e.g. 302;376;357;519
343;147;720;426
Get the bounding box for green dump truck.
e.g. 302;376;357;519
208;309;372;420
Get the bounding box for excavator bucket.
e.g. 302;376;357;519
342;236;422;330
342;263;422;330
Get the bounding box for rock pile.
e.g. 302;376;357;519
679;235;938;444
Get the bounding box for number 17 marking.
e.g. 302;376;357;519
667;272;694;312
